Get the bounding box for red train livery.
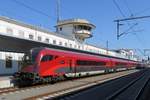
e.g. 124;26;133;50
14;47;138;85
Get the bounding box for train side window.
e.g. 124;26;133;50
60;60;65;64
54;56;58;59
77;60;106;66
41;55;53;62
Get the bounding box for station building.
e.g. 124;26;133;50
0;16;137;75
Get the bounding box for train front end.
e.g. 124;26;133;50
13;49;40;86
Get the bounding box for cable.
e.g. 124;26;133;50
12;0;56;21
135;7;150;16
123;0;133;16
119;23;138;36
113;0;126;17
113;0;147;51
134;33;146;47
122;0;147;47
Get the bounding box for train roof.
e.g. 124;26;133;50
31;47;138;63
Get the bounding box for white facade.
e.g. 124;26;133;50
0;51;24;75
0;16;138;75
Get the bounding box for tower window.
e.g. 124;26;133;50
59;27;62;31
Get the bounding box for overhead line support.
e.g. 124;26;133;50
114;15;150;40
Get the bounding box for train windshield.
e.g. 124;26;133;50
21;53;33;69
31;50;39;63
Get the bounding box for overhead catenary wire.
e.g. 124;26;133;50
113;0;137;39
123;0;133;16
113;0;144;42
12;0;56;22
134;7;150;16
112;0;148;57
113;0;126;17
0;3;48;28
121;0;147;48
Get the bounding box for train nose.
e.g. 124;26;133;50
22;65;34;72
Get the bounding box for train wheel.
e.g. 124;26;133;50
50;76;57;84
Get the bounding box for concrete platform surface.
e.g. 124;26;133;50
0;76;13;88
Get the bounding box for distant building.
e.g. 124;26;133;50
113;49;137;60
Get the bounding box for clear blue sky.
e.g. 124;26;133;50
0;0;150;55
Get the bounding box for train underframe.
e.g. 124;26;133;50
13;66;136;87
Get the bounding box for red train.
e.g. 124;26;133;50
14;47;138;86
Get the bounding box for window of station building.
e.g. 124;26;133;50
18;30;24;38
45;38;49;43
6;28;13;35
74;45;77;48
5;56;12;68
59;41;62;45
70;44;72;48
29;34;34;40
41;55;53;62
18;56;23;71
65;42;67;47
78;45;80;49
53;40;56;44
38;36;42;41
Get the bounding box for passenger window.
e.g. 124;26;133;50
41;55;53;62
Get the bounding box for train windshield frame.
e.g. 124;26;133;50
22;48;42;68
21;53;33;68
31;50;39;63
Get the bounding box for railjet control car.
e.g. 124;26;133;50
14;47;138;86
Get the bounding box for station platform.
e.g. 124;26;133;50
0;76;14;88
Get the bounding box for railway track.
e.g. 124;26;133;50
0;87;18;94
25;70;139;100
47;69;149;100
0;70;138;100
0;84;53;96
107;69;150;100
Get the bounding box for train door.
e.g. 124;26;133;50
69;59;77;77
69;60;72;72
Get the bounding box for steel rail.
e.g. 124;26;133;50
106;70;148;100
25;70;139;100
135;77;150;99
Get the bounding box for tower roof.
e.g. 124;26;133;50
56;18;96;28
